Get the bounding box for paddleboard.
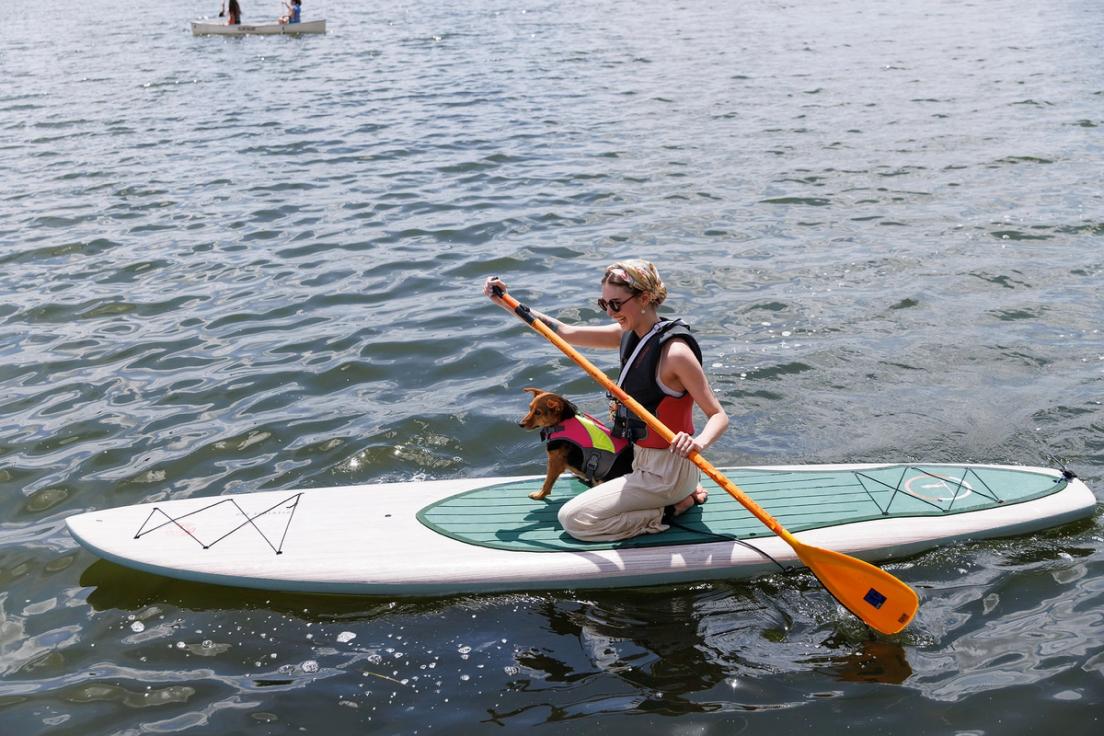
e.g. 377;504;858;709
65;463;1096;595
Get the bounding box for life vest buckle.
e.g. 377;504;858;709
584;454;601;482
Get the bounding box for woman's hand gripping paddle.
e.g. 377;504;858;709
491;286;919;635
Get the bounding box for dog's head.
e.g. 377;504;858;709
518;387;578;430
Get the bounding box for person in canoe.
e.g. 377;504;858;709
221;0;242;25
279;0;302;24
484;260;729;542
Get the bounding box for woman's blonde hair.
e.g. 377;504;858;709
603;260;667;306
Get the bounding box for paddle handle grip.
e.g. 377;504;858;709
492;287;794;543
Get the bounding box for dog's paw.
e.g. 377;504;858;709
528;490;551;501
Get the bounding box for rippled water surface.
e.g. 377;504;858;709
1;0;1102;733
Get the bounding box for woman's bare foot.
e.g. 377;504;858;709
671;484;708;516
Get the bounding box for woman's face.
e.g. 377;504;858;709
599;282;645;331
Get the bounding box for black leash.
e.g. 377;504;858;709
663;517;793;574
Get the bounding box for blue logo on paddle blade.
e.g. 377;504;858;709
864;588;887;609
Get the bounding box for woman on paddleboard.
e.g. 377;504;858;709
484;260;729;541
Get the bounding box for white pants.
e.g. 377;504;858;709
557;445;701;542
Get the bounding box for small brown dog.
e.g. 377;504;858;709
518;387;633;500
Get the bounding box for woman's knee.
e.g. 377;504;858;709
557;502;581;534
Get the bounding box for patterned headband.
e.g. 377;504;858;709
606;267;643;290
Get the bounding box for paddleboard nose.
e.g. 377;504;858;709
66;511;108;554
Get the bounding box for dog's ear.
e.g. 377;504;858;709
522;387;543;398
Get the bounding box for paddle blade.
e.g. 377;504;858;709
794;542;919;635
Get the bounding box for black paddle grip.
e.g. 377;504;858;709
492;285;536;325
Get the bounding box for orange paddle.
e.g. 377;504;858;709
492;286;918;634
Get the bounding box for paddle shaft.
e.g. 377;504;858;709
493;288;800;545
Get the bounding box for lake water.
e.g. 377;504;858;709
1;0;1101;733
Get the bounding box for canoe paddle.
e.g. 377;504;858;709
492;286;919;635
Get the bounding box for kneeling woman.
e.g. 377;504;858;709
484;260;729;542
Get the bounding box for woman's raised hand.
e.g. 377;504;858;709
483;276;514;311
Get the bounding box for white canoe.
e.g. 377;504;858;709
65;463;1096;596
191;19;326;36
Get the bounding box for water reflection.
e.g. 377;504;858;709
812;636;913;685
80;559;414;620
487;585;817;724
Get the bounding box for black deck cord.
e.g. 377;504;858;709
134;493;302;554
1044;457;1078;482
1026;433;1079;481
663;516;793;574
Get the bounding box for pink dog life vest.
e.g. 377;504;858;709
540;413;631;484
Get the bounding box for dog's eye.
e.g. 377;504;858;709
534;410;542;416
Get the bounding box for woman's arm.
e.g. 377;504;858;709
530;308;622;349
662;341;729;456
483;277;621;349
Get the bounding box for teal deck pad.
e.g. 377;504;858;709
416;465;1068;552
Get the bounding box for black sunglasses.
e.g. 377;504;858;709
597;293;639;313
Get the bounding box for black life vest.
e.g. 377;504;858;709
610;319;702;446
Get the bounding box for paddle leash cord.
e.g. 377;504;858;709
663;518;792;574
